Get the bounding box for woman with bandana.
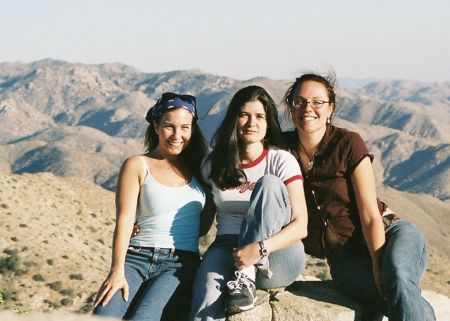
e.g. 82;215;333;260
93;92;209;321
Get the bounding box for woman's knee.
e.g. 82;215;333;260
255;174;285;193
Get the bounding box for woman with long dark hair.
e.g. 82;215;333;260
93;92;208;321
190;85;308;320
283;73;435;321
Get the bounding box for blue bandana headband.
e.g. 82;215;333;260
145;94;197;123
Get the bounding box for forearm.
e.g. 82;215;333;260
110;215;135;271
361;215;385;264
262;218;306;255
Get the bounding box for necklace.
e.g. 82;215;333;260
299;140;316;171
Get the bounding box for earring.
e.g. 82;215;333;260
326;117;331;124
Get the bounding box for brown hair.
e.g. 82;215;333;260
283;72;336;122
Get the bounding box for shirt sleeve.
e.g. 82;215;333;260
271;149;303;185
345;131;374;174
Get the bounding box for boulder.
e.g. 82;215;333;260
225;278;450;321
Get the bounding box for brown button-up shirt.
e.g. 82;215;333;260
284;125;389;261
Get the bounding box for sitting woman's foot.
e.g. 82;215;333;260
226;270;257;314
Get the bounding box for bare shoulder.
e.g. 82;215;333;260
120;155;147;178
124;155;145;165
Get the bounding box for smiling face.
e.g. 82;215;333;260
153;108;194;157
236;100;267;147
292;80;334;135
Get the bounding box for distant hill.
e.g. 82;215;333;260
0;172;449;314
0;59;449;201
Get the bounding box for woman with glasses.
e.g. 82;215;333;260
190;85;308;321
282;73;435;321
93;92;209;321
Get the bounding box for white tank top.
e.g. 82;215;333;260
129;156;206;252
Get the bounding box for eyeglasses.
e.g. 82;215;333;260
292;97;329;110
160;92;196;107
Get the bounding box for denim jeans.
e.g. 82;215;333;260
330;220;436;321
93;246;200;321
190;175;306;321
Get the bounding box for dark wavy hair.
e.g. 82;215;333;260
144;110;208;182
283;72;336;122
208;85;284;189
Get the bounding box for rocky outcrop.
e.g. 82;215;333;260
227;278;450;321
1;280;448;321
227;280;361;321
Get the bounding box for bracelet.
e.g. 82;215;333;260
258;241;268;257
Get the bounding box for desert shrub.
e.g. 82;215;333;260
315;260;327;267
10;236;18;242
11;305;30;314
69;273;83;280
60;298;73;306
79;303;93;313
0;249;20;273
90;213;97;218
85;292;96;304
62;255;68;259
43;299;59;309
59;288;75;297
46;259;54;265
97;238;104;244
0;203;8;209
2;290;17;302
19;223;27;228
0;292;4;305
14;268;29;276
316;271;332;280
47;281;62;291
21;246;28;252
32;274;45;282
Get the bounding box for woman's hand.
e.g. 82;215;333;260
233;242;261;269
94;269;129;307
131;224;140;238
372;261;387;300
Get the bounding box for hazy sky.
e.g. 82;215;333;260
1;0;449;82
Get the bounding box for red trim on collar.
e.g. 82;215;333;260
242;149;269;168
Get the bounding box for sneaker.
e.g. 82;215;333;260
226;270;257;314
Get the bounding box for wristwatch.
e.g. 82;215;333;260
258;241;268;257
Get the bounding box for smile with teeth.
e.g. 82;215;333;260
167;141;183;146
301;115;317;121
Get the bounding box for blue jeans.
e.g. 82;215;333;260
190;175;306;321
330;220;435;321
93;246;200;321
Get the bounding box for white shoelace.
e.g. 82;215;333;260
227;271;254;291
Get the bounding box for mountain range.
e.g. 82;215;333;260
0;59;449;201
